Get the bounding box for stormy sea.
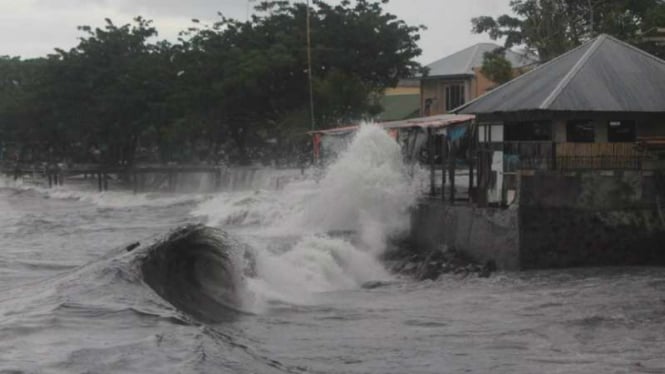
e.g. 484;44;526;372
1;126;664;373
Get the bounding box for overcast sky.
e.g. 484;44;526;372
0;0;512;64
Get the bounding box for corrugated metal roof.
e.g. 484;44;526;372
424;43;537;78
456;34;665;114
310;114;475;135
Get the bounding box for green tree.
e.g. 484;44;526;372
480;49;513;85
177;0;424;164
472;0;665;62
0;0;424;167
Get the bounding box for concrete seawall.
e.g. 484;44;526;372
409;201;520;270
519;170;665;269
410;170;665;270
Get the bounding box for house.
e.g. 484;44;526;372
423;33;665;269
455;33;665;180
420;43;537;117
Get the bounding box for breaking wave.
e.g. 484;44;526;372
192;124;423;305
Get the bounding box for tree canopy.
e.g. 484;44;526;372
472;0;665;62
0;0;423;166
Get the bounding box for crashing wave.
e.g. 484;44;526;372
136;224;251;323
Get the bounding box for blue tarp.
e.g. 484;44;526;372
447;126;467;142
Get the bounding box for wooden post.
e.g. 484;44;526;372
441;136;448;202
97;171;103;192
48;172;53;188
428;128;436;197
469;125;475;203
103;172;108;191
449;143;456;204
133;169;138;193
551;141;557;170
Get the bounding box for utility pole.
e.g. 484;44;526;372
588;0;594;37
246;0;254;22
306;0;316;131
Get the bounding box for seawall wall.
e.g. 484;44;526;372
409;170;665;270
409;201;520;270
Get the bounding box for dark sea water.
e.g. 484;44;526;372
2;127;665;373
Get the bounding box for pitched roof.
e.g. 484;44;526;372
425;43;537;78
456;34;665;114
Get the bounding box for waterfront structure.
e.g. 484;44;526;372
454;33;665;205
420;43;537;117
412;34;665;270
312;36;665;270
310;114;474;166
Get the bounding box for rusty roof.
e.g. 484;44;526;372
310;114;475;135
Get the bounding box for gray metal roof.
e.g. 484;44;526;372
425;43;537;78
456;34;665;114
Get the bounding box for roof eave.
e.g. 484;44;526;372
420;73;474;81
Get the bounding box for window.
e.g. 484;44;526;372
567;120;595;143
504;121;552;141
607;120;636;142
444;84;465;111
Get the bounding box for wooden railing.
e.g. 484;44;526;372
501;142;646;171
556;143;644;170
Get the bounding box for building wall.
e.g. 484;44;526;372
420;77;473;116
471;68;496;97
421;79;442;115
385;86;420;96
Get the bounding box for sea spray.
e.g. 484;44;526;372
193;124;423;306
301;124;419;253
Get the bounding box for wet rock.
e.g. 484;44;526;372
402;262;418;273
479;260;497;278
361;280;395;289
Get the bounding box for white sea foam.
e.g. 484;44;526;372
193;124;424;307
0;175;206;209
47;189;206;209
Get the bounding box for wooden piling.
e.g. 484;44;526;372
469;125;476;202
428;128;436;197
441;137;448;202
449;143;456;204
